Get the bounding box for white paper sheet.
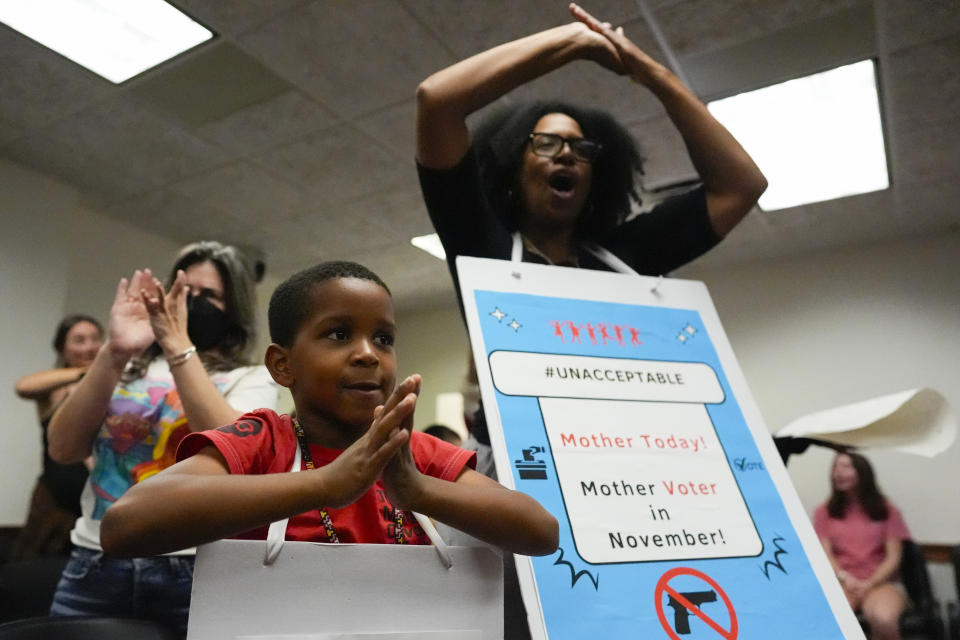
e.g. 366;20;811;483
776;388;957;456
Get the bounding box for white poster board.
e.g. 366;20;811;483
457;256;864;640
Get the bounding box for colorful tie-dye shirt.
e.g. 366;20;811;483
71;359;279;552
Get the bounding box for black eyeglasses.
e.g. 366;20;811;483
528;132;602;163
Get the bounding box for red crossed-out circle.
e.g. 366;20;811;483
654;567;738;640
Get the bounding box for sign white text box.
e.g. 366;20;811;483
489;351;724;403
540;398;762;563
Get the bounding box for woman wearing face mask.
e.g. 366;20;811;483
47;241;279;634
13;315;103;559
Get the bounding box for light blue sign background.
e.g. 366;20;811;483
474;289;845;639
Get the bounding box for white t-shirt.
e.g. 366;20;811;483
71;359;280;552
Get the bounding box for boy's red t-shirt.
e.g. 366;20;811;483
177;408;476;544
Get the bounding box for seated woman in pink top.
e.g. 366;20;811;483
813;452;910;640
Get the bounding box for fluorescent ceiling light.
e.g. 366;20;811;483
411;233;447;260
708;60;889;211
0;0;213;84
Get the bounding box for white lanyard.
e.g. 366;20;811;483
510;232;640;276
264;444;301;565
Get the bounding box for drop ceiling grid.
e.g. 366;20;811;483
0;0;957;308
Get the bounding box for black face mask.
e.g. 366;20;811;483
187;295;232;351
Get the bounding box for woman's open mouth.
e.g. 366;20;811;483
546;171;580;205
548;172;576;196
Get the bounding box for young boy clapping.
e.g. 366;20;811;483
101;261;558;556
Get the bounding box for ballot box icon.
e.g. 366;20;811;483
515;445;548;480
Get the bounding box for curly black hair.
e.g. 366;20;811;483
269;261;390;348
472;100;644;242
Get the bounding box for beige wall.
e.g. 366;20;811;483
0;158;287;524
395;300;470;433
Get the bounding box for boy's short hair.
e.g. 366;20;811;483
269;261;391;347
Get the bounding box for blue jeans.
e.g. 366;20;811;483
50;546;194;636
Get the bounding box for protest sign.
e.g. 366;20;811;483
457;256;863;640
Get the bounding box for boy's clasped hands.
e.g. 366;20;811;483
317;374;426;512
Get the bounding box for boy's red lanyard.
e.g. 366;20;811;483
291;419;407;545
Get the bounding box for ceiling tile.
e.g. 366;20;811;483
884;35;960;131
626;114;697;189
345;240;454;309
40;96;231;187
510;57;667;128
0;24;114;131
877;0;960;53
238;0;455;116
2;134;152;205
171;0;307;37
0;114;22;146
763;190;900;249
353;100;416;161
894;177;960;235
892;115;960;186
103;189;212;243
196;90;338;157
401;0;638;58
253;127;410;204
334;183;432;237
105;187;269;246
654;0;867;58
286;207;397;255
131;42;291;127
170;162;309;222
0;0;957;311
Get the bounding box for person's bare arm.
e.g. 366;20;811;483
140;270;243;431
571;4;767;237
15;368;85;420
416;19;622;170
48;272;156;464
400;467;559;556
15;368;86;400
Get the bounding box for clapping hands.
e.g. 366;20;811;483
106;269;157;361
107;267;195;364
316;375;423;510
139;269;193;355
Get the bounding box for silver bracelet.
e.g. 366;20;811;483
166;345;197;367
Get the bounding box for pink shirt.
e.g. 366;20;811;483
813;500;910;581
